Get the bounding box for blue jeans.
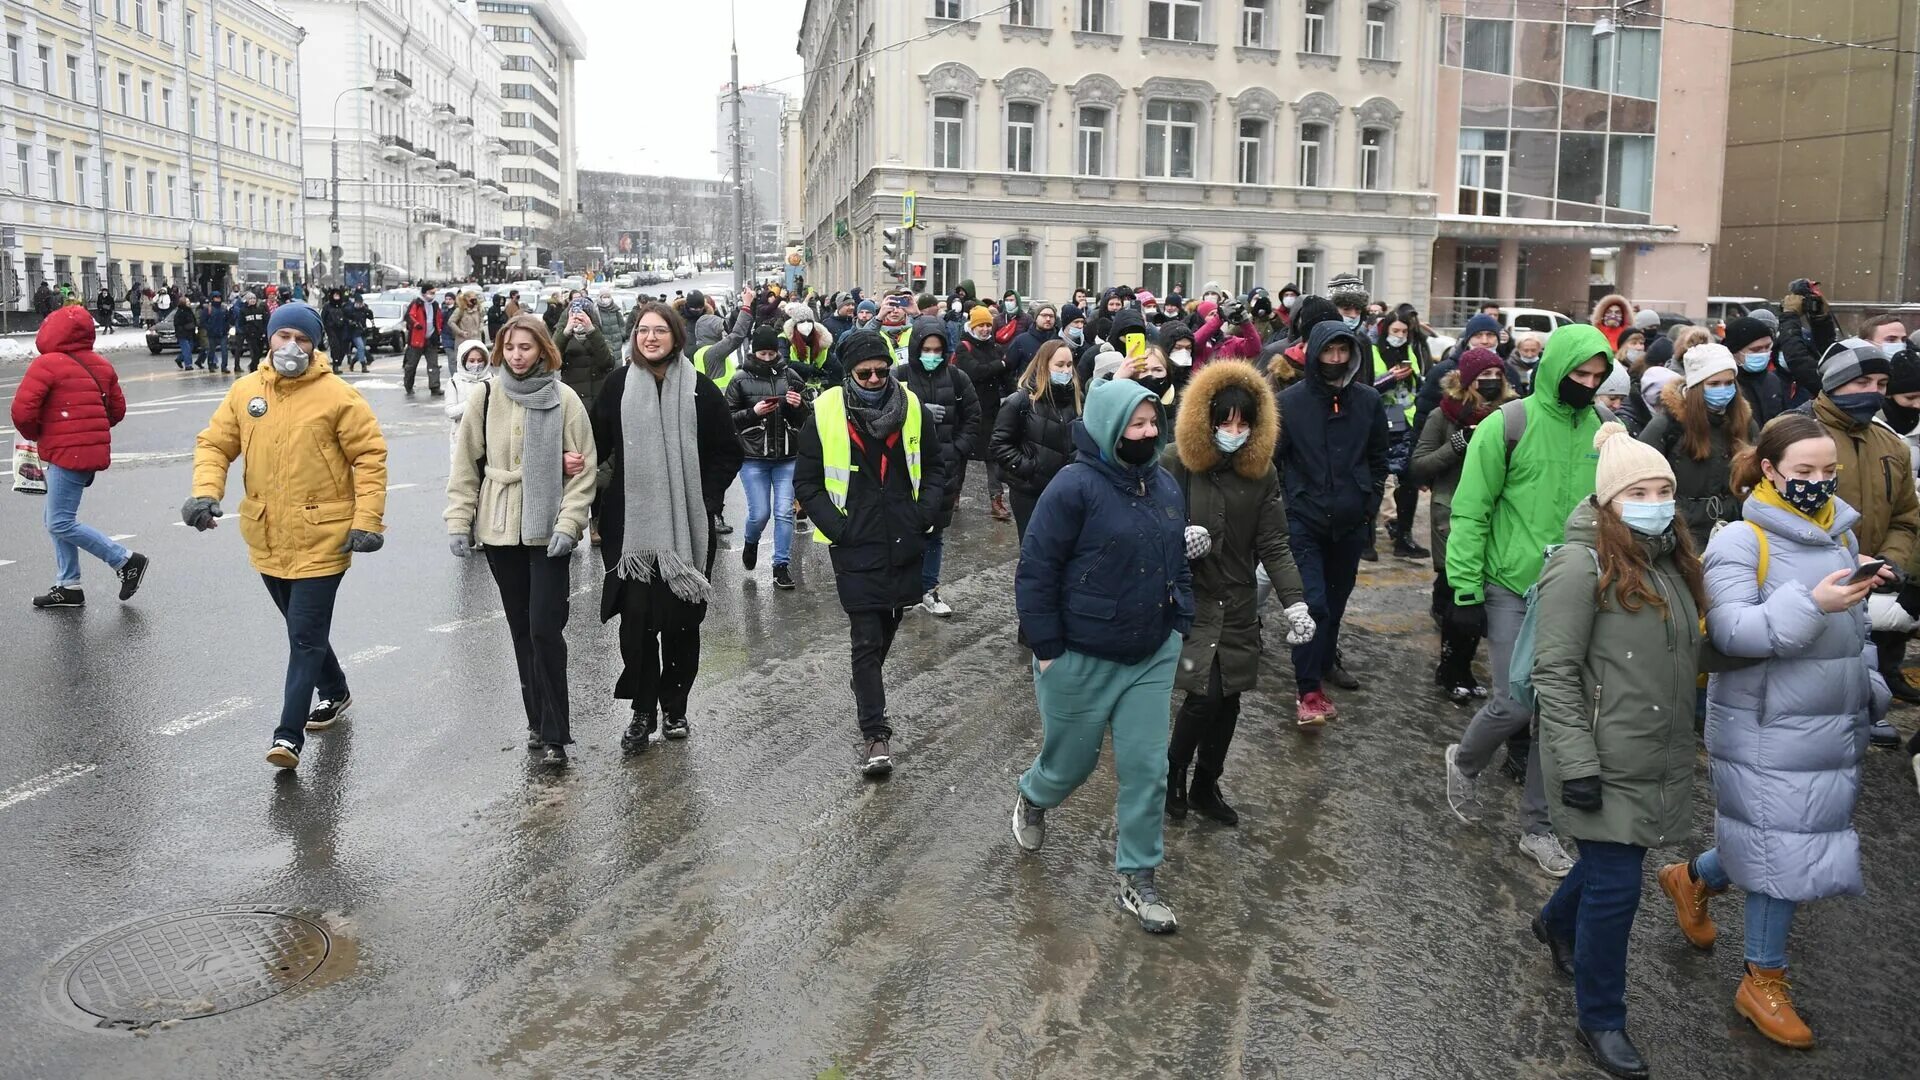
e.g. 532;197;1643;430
922;528;945;594
178;334;195;368
351;335;368;367
740;458;797;566
1694;848;1797;968
1287;519;1368;693
261;573;347;751
44;463;129;587
1540;839;1646;1030
208;338;230;370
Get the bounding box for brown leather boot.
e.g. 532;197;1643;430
990;493;1011;522
1735;964;1815;1049
1657;860;1722;950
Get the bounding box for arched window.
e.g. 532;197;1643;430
1068;74;1123;177
1353;97;1402;190
921;62;981;169
1292;91;1340;187
1074;239;1106;293
996;68;1055;174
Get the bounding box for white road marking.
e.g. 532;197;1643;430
0;559;15;567
0;763;97;811
109;534;136;541
150;696;254;737
386;483;417;491
347;645;401;664
426;611;505;633
121;408;178;417
110;451;193;464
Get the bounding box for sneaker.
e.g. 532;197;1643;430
861;738;893;777
1011;788;1046;851
305;693;352;731
1445;743;1483;823
772;564;795;590
1392;536;1431;559
526;728;543;748
620;715;652;755
1296;690;1337;727
921;589;953;617
537;744;569;767
662;716;690;740
115;553;149;600
742;541;759;571
715;513;734;535
1869;718;1901;749
266;739;300;770
1116;869;1178;934
1519;832;1575;877
1327;653;1361;690
32;586;85;609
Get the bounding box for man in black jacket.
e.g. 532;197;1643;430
795;330;948;776
235;292;270;372
1276;321;1390;725
896;315;978;616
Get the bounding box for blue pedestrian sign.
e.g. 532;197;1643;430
991;239;1001;267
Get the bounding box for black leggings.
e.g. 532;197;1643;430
1169;657;1241;788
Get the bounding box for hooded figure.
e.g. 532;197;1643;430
1080;305;1150;385
955;304;1016;520
445;336;495;439
897;315;981;609
782;303;836;385
1590;293;1636;349
1269;295;1341;395
684;306;749;390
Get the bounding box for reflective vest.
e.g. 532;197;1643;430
880;324;911;366
790;340;831;389
1371;345;1420;425
693;343;737;388
811;386;923;544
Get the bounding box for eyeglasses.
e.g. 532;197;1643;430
851;367;890;384
634;327;674;338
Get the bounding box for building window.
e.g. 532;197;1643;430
1359;127;1387;189
114;0;126;24
1145;99;1198;179
36;45;51;91
1076;106;1109;176
191;184;201;217
46;151;62;202
1462;18;1511;74
225;31;235;69
1365;4;1392;59
12;145;28;196
1233;246;1261;297
1613;28;1661;99
66;54;80;99
140;79;152;122
188;95;197;135
4;36;19;85
1293;248;1320;295
1302;1;1330;54
1003;239;1036;297
116;72;128;113
244;117;253;153
1078;0;1109;33
184;10;194;52
1607;134;1654;213
933;0;962;19
167;175;177;216
248;193;256;227
134;0;147;34
1458;128;1507;216
1006;101;1037;173
123;166;135;210
1147;0;1202;42
1236;118;1267;184
1074;240;1105;293
1241;0;1268;48
932;96;966;168
145;170;156;214
161;88;172;127
1006;0;1037;27
157;0;171;43
1141;240;1196;297
930;236;964;297
73;155;87;205
255;46;265;81
1357;250;1380;298
1297;122;1326;186
1563;26;1610;91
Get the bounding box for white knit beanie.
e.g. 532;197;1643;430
1683;343;1737;389
1593;422;1675;505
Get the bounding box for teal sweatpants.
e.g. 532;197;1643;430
1019;631;1181;874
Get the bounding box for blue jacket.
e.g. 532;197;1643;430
1016;379;1194;664
1276;321;1391;535
202;301;231;337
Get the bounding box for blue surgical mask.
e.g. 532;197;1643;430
1344;315;1362;329
1213;428;1250;454
1703;384;1738;410
1618;499;1675;536
919;350;944;370
1741;350;1770;373
1065;326;1084;345
1049;369;1073;386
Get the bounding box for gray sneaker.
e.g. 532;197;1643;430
1117;869;1178;934
1445;743;1482;823
1011;789;1045;852
1519;831;1575;877
1869;718;1901;749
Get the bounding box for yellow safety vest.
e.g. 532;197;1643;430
693;343;737;388
1371;345;1420;424
811;386;923;544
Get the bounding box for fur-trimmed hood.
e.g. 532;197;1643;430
1174;359;1278;479
781;315;833;353
1590;293;1634;345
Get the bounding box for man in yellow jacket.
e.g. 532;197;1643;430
184;302;388;770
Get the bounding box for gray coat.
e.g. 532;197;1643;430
1703;494;1889;903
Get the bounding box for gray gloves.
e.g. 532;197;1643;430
181;496;223;531
449;534;473;558
1283;602;1317;645
1448;428;1470;455
545;532;576;559
924;402;947;422
1183;525;1212;560
342;529;384;553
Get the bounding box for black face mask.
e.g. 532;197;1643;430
1558;373;1598;410
1829;390;1885;426
1137;375;1171;397
1319;364;1351;386
1475;378;1504;399
1885;400;1920;435
1115;435;1158;466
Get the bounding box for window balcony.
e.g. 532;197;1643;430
452;114;475;134
430;103;457;126
435;159;459;182
375;68;414;98
378;135;412;163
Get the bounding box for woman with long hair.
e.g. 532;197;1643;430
445;315;597;765
1371;311;1430;559
1529;423;1707;1079
990;339;1083;538
1638;343;1758;550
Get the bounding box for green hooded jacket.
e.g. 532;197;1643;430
1445;323;1614;604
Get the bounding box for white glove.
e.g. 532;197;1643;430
545;532;576;559
924;402;947;422
1283;601;1316;645
1183;525;1211;560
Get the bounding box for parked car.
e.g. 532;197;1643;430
1502;307;1574;336
145;319;178;354
1707;296;1770;325
366;301;408;352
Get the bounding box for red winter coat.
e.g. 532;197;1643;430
404;298;430;349
10;305;127;472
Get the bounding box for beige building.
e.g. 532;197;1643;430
2;0;306;312
798;0;1444;309
1714;1;1920;305
477;0;583;269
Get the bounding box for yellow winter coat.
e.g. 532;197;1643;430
192;353;388;579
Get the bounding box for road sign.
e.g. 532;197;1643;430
902;189;917;229
991;238;1001;267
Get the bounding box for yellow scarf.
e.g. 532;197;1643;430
1753;477;1836;532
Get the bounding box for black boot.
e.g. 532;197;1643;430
1165;766;1188;820
1874;631;1920;704
620;713;653;755
1188;778;1239;826
1575;1027;1649;1080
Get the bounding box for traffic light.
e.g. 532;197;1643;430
880;227;906;284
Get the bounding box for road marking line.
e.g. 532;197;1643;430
0;559;15;567
111;451;194;464
347;644;401;664
0;763;97;811
386;483;417;491
426;611;505;633
121;408;178;417
151;696;254;737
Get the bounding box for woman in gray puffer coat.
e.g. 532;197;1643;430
1656;412;1890;1052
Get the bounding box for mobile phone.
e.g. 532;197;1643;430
1847;559;1888;585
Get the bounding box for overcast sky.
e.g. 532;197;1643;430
571;0;806;179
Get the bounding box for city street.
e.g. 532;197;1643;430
2;292;1918;1078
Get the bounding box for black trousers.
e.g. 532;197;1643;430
849;607;905;741
1009;487;1041;541
1390;475;1419;539
1169;657;1240;787
402;343;441;391
486;546;573;745
615;574;705;726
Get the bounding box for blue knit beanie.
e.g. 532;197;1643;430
267;302;325;347
1462;313;1502;340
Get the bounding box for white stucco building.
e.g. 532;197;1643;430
477;0;582;268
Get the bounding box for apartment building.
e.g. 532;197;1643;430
477;0;582;259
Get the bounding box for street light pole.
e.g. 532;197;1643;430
331;85;376;285
729;3;747;294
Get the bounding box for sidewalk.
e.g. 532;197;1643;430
1;326;151;363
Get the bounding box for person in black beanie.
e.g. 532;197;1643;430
1723;315;1787;426
1158;320;1196;384
727;323;811;588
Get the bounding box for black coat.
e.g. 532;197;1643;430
1276;323;1392;535
590;363;745;622
990;385;1078;497
725;359;810;460
793;388;949;612
896;317;979;517
558;327;615;410
1738;365;1789;428
954;335;1014;462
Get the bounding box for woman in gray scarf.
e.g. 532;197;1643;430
446;315;598;765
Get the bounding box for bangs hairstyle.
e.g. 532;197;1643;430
630;300;687;359
1590;495;1708;616
1209;383;1259;427
491;314;563;371
1020;339;1084;411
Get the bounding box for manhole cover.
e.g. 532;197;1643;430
44;906;330;1029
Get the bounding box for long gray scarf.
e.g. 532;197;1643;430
616;358;711;603
500;367;563;543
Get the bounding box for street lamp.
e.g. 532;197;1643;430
330;85;377;283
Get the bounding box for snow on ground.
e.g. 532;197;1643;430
2;327;152;363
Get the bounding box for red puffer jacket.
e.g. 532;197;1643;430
10;304;126;472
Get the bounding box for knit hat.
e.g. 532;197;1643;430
1593;422;1675;505
856;298;878;315
684;289;706;314
1327;272;1370;311
967;305;994;329
1640;365;1682;411
1136;290;1157;309
1751;308;1779;332
1059;303;1086;326
1683;343;1737;388
1721;316;1772;355
1291;295;1342;343
1819;337;1893;393
1890;348;1920;396
1597;360;1631;399
1457;347;1505;385
751;324;782;354
1645;335;1675;372
1461;313;1502;341
1633;308;1662;331
1091;341;1127;382
266;302;324;347
835;329;892;371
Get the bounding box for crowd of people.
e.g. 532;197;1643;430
15;263;1920;1078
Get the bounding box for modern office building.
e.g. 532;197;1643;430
477;0;583;264
718;82;787;256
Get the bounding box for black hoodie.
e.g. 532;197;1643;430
1275;321;1390;534
1078;306;1150;385
896;314;981;469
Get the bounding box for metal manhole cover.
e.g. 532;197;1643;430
44;905;331;1028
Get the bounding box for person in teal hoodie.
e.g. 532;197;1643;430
1010;378;1194;935
1441;322;1616;879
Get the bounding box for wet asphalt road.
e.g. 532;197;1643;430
3;299;1919;1078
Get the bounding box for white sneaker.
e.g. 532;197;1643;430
1519;832;1574;877
1444;743;1482;823
921;589;953;617
1117;870;1177;934
1911;751;1919;796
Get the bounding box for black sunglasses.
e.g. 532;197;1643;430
851;367;890;384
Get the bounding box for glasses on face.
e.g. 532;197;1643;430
635;326;673;338
852;367;890;384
